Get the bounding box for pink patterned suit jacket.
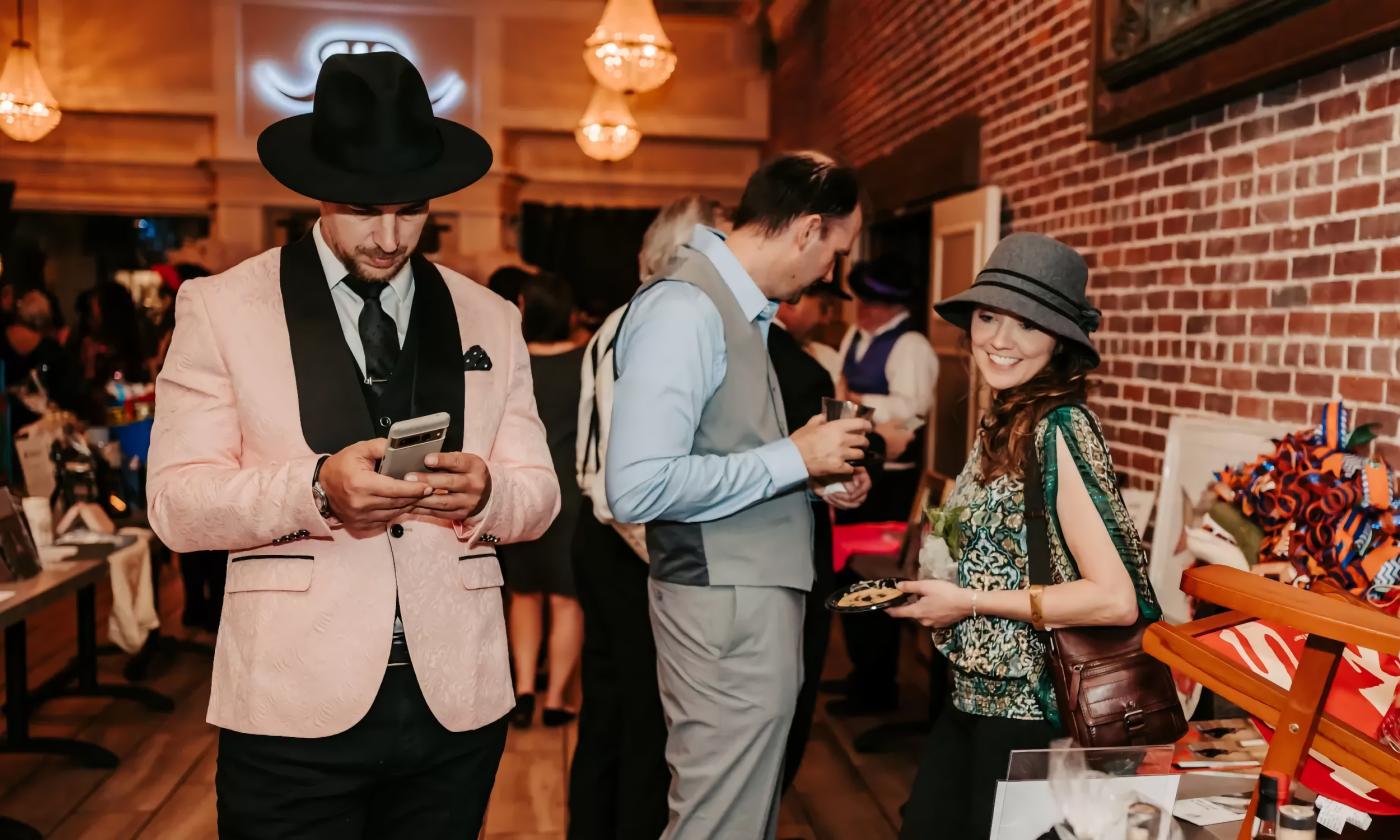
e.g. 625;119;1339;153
147;244;559;737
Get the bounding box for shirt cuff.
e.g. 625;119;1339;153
754;438;808;492
860;394;898;425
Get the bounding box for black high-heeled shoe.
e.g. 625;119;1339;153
510;694;536;729
542;707;577;728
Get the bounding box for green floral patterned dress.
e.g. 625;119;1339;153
921;405;1160;726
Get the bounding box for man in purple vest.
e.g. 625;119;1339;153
828;255;939;718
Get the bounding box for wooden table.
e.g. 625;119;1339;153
0;549;174;768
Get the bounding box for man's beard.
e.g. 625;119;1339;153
332;242;409;284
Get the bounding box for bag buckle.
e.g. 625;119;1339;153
1123;706;1146;734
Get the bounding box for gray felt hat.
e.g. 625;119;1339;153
933;232;1101;367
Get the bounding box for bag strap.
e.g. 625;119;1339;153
1023;427;1053;588
1023;402;1085;588
582;331;605;477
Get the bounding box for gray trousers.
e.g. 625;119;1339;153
648;579;805;840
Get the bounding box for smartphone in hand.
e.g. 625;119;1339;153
378;412;451;479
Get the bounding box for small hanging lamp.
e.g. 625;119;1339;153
0;0;60;142
575;85;641;162
583;0;677;94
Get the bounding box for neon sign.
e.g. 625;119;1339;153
251;24;466;116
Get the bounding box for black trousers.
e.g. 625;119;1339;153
835;467;921;705
216;666;508;840
783;501;835;791
566;513;670;840
900;703;1058;840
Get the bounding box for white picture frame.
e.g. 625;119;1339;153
1148;414;1291;625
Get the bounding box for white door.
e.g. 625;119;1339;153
927;187;1001;477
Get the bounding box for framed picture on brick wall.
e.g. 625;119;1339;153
1090;0;1400;138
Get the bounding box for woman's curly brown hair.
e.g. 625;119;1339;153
977;345;1097;482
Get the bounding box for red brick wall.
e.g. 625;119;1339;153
770;0;1400;487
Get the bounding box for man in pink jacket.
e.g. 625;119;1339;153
146;51;559;839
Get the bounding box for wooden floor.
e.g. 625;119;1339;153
0;570;925;839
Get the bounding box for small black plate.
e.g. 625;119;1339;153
825;577;911;613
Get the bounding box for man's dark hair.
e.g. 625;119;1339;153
520;271;575;344
487;265;532;303
730;152;860;236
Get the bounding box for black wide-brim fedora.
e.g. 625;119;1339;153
805;279;851;300
934;232;1102;367
847;255;915;303
258;51;492;206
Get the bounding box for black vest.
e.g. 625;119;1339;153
278;233;466;457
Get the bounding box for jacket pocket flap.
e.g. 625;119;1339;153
459;553;504;590
226;555;314;593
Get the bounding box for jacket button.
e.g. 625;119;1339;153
390;524;405;539
380;416;392;429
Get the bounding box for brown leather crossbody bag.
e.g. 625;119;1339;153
1022;419;1186;748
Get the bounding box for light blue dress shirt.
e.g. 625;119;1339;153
312;221;413;379
606;226;809;525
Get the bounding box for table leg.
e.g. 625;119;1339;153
0;620;118;768
58;585;174;713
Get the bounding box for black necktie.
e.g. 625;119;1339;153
341;275;400;387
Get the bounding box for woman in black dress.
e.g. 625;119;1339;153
502;271;587;728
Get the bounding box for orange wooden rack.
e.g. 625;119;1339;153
1144;565;1400;840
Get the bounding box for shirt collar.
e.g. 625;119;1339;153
688;225;772;324
859;309;911;339
312;220;414;302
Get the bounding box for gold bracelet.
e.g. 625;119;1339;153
1028;585;1046;631
970;590;979;619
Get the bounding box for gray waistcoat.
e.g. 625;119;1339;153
635;245;815;591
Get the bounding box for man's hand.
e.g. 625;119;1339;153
404;451;492;522
790;415;870;479
319;439;432;530
822;466;871;510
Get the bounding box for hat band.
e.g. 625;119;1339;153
976;266;1084;313
858;276;908;298
971;278;1085;328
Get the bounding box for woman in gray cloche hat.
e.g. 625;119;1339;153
887;232;1163;838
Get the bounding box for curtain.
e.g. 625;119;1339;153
520;203;658;315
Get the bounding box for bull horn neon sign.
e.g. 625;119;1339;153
251;24;466;115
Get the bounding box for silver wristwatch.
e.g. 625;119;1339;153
312;455;333;519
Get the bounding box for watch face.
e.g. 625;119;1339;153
313;484;332;518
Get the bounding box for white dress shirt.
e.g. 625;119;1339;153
805;342;842;386
575;305;648;560
836;311;939;428
312;221;413;380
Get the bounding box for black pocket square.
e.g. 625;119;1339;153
463;345;493;371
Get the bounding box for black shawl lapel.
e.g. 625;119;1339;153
280;235;377;454
407;254;465;453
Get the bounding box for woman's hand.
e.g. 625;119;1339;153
886;579;974;628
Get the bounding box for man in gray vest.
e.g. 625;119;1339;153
607;152;870;839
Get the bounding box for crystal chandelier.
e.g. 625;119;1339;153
0;0;59;142
583;0;677;94
575;85;641;162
